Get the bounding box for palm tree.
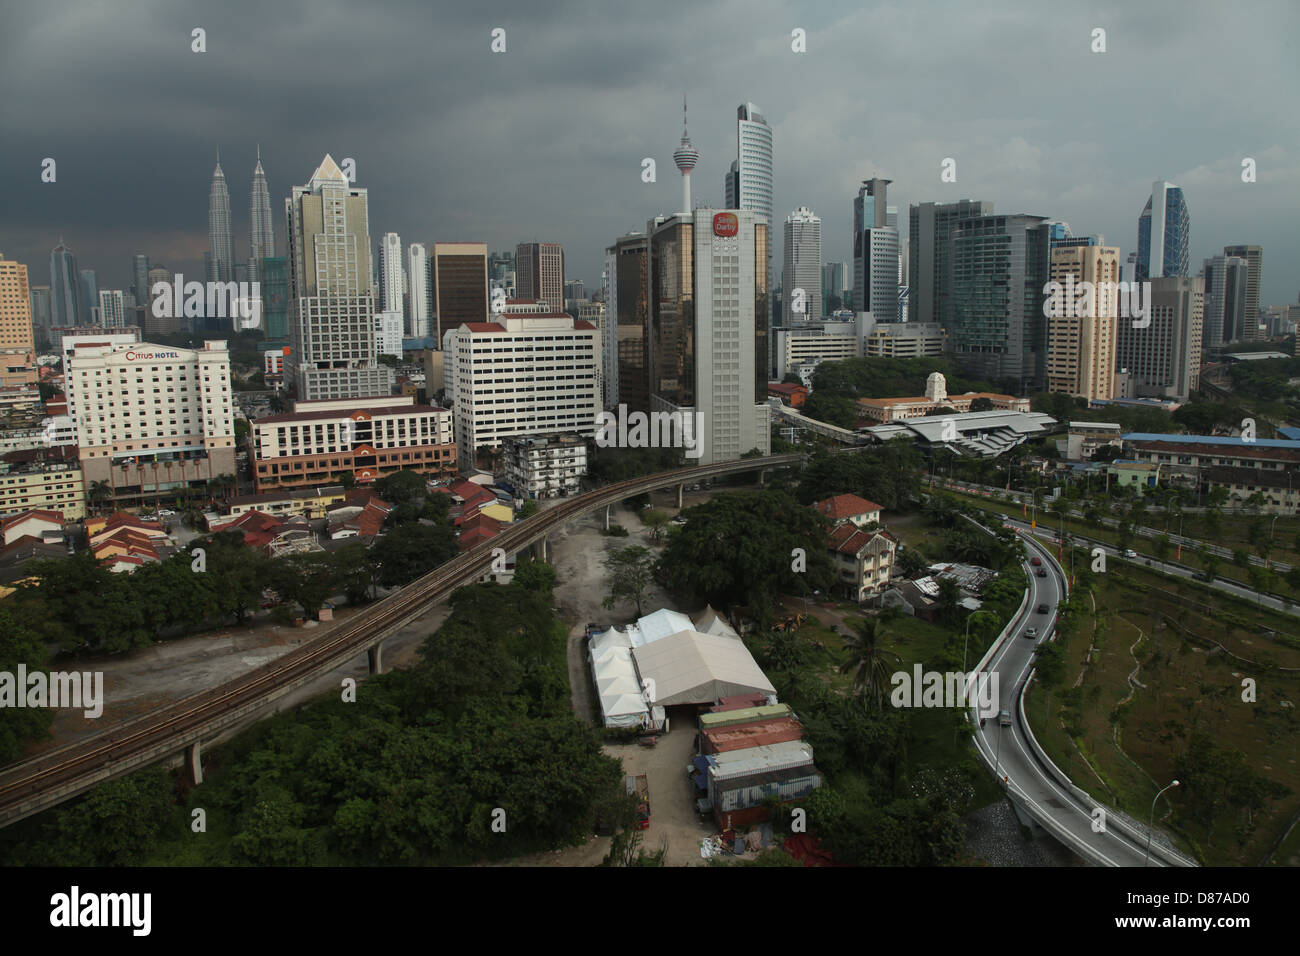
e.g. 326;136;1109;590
839;618;900;711
88;480;112;516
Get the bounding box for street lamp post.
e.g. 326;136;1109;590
1144;779;1180;866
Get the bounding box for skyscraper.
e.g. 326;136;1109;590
97;289;127;329
853;179;900;324
260;257;289;344
1115;277;1203;401
378;232;405;315
284;154;393;400
1046;240;1120;402
605;232;650;413
908;199;995;329
1222;245;1263;342
432;242;488;341
78;269;98;327
730;103;774;289
0;255;37;387
207;153;237;284
515;242;565;313
1135;181;1190;282
950;213;1052;390
132;254;150;310
1201;254;1249;348
29;286;51;344
783;206;822;323
407;243;430;339
646;206;770;465
248;147;274;283
49;240;81;328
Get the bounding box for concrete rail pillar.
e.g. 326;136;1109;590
188;741;203;786
368;643;383;675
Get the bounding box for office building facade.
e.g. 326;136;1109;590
515;242;565;314
443;313;600;467
433;242;489;340
1222;245;1263;342
1045;241;1120;402
284;154;393;400
0;256;37;387
783;207;822;324
1114;277;1203;401
1135;181;1189;282
907;199;994;329
950;214;1052;390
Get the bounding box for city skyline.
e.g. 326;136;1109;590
1;0;1296;309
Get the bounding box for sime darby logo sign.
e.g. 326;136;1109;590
712;212;738;237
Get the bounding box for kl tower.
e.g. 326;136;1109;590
673;94;699;215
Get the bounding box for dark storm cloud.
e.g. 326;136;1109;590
0;0;1296;305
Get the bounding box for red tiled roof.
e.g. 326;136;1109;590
0;509;64;534
812;494;883;521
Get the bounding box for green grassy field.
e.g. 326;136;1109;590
1023;561;1300;865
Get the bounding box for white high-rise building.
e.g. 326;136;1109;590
443;312;601;467
378;232;405;315
783;206;822;324
284;154;394;401
407;242;429;338
731;103;774;290
376;310;404;358
68;339;236;508
647;207;771;466
97;289;126;329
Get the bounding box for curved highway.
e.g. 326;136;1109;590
970;528;1196;866
0;454;801;828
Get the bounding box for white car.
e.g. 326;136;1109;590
1123;548;1138;559
158;509;176;516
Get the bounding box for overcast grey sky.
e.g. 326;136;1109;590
1;0;1297;305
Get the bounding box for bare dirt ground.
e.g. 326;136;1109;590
25;598;452;758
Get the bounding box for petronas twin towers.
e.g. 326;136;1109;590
207;147;275;284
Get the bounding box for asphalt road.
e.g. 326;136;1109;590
997;514;1296;618
971;531;1185;866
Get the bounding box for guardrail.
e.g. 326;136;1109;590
1015;534;1197;867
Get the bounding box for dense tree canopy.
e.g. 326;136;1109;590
657;490;835;611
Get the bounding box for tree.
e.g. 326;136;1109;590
839;618;899;711
370;522;457;588
0;606;54;763
519;500;540;519
512;557;557;594
372;468;428;506
1153;535;1171;564
87;480;112;516
641;508;670;542
970;396;994;412
601;545;656;617
657;490;835;611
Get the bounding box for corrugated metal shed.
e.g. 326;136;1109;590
702;717;803;754
699;703;792;730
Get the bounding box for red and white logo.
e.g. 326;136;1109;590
713;213;738;237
